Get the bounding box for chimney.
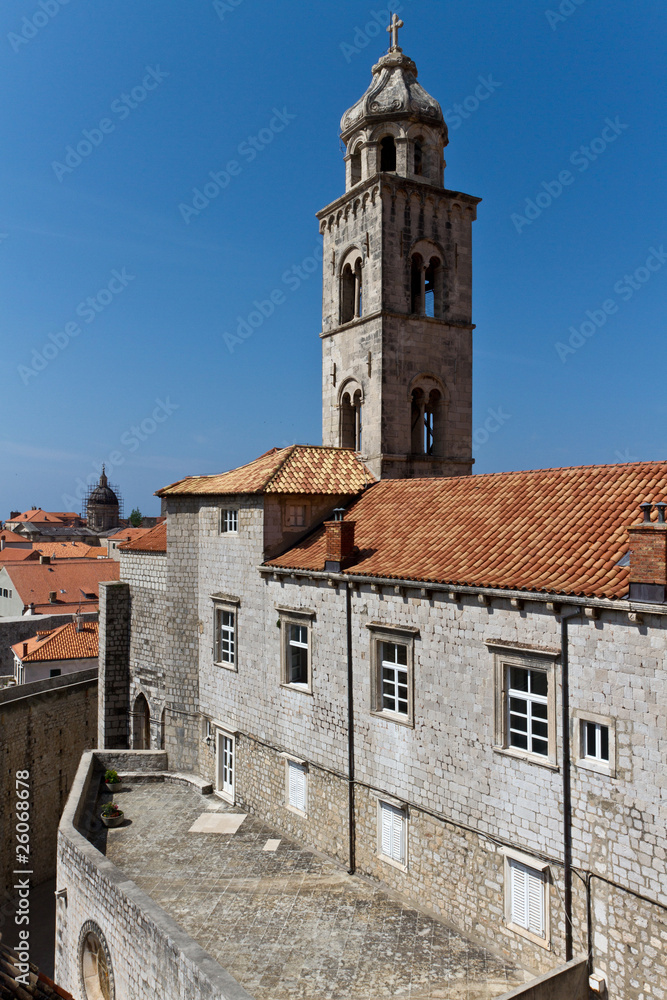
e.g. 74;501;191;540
22;643;28;658
49;591;57;603
628;501;667;603
0;539;4;551
324;511;356;572
40;555;50;564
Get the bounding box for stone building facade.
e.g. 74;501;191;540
61;26;667;1000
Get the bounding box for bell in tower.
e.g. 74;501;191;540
318;16;480;480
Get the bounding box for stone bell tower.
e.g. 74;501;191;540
319;16;480;480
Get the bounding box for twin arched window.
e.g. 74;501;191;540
411;252;442;318
340;386;363;451
411;385;443;456
341;256;363;324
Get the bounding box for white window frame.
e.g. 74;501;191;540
367;623;418;727
220;508;238;534
214;726;236;803
492;647;558;768
214;607;236;668
573;709;616;777
278;607;315;694
283;755;308;815
503;848;551;948
212;596;240;671
377;799;408;871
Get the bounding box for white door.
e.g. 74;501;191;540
216;732;234;801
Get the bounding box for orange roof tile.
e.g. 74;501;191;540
156;446;374;498
0;528;28;542
9;509;73;524
119;521;167;553
32;542;109;560
12;621;99;663
0;548;38;563
266;461;667;600
1;560;119;614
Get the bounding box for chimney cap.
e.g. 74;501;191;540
655;501;667;524
333;508;346;522
640;502;653;522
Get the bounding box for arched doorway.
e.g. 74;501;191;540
132;693;150;749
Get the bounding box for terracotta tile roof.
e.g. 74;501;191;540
0;938;75;998
266;461;667;600
9;509;73;524
156;446;375;497
0;529;27;543
119;521;167;552
12;620;99;663
0;549;38;563
1;560;119;614
32;542;109;560
107;527;153;545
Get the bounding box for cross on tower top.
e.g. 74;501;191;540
387;12;404;51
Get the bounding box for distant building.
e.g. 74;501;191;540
85;467;121;532
11;618;99;684
0;558;119;617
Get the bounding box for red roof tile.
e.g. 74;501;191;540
32;542;109;560
119;521;167;552
0;549;38;563
266;461;667;600
12;620;98;663
0;529;28;542
156;446;374;497
1;560;119;614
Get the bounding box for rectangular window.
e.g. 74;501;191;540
582;720;609;762
49;668;62;678
286;504;306;528
379;801;407;866
507;857;546;939
278;609;315;692
507;665;549;757
220;509;238;534
288;624;309;685
287;760;307;813
380;641;409;715
214;608;236;666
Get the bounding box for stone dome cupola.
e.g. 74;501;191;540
86;465;120;532
340;15;448;191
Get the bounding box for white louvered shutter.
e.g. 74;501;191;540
392;809;405;864
526;866;545;936
381;803;393;858
510;860;528;927
288;762;306;811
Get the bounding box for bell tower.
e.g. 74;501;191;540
319;17;480;479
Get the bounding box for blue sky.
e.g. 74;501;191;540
1;0;665;517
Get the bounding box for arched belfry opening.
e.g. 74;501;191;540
414;138;424;176
340;384;363;452
380;135;397;172
411;250;443;318
340;255;363;324
350;147;362;185
411;381;444;457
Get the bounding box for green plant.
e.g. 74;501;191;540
101;803;122;818
129;507;143;527
104;769;120;783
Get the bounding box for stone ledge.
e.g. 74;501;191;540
114;771;213;795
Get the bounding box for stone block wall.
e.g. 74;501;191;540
0;670;97;918
98;582;130;749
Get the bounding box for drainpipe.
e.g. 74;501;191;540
561;608;582;961
346;581;356;874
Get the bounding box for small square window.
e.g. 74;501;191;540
505;854;549;945
286;759;307;813
378;801;407;867
214;607;236;669
286;504;306;528
49;668;61;678
220;509;238;534
574;711;615;776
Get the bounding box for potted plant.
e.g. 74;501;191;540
100;803;124;828
104;769;122;792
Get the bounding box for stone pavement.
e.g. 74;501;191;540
93;781;531;1000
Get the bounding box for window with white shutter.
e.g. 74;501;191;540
507;857;546;939
378;801;407;866
287;760;307;813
